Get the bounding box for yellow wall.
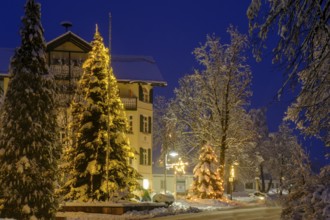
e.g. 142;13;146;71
118;82;154;189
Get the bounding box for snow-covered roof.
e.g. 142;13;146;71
0;48;167;86
0;31;167;86
112;55;166;86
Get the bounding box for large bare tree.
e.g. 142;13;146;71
171;26;254;182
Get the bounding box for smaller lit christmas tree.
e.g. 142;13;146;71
189;143;224;199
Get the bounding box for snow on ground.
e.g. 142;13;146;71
57;193;265;220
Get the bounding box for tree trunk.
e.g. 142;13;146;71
260;164;265;192
219;144;226;179
279;172;283;196
266;178;272;193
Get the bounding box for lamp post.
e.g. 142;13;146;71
164;151;178;194
173;157;188;198
229;161;239;200
229;165;234;200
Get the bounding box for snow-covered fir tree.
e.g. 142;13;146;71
0;0;59;219
61;26;140;202
189;143;224;199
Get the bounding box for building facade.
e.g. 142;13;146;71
0;31;167;190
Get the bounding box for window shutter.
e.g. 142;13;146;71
148;116;152;133
140;115;143;132
149;88;153;103
139;147;144;165
138;85;143;101
148;148;151;165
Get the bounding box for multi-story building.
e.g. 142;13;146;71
0;31;167;190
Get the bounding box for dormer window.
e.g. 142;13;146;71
143;88;149;103
139;85;153;103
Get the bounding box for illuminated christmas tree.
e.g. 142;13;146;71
61;26;140;202
189;143;224;199
0;0;59;219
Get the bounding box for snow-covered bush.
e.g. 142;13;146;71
153;193;175;206
281;162;329;219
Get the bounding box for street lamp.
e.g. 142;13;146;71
164;150;178;194
173;157;188;198
229;161;239;200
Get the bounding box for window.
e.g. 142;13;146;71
140;115;151;133
139;147;151;165
128;115;133;133
143;88;149;103
143;116;148;132
138;85;153;103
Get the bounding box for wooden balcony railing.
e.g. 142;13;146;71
121;97;137;110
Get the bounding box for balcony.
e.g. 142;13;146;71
121;97;137;110
49;65;82;80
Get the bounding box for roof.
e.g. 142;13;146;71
46;31;92;52
0;32;167;86
112;55;166;86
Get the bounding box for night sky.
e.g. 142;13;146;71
0;1;327;169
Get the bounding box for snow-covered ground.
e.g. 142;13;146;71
56;193;267;220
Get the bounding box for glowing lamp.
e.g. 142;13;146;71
143;179;149;190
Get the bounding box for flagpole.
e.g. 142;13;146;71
106;12;112;201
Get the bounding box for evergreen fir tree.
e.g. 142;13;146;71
189;143;224;199
61;26;140;202
0;0;59;219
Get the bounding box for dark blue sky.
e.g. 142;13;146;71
0;0;327;168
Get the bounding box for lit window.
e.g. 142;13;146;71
143;149;148;165
139;147;151;166
143;116;148;133
140;115;151;133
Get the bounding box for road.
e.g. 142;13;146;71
151;206;282;220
